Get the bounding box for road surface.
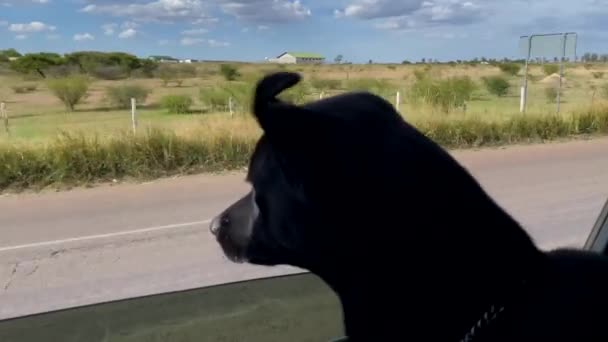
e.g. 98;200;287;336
1;138;608;320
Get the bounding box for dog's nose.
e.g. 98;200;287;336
210;216;221;236
209;215;229;236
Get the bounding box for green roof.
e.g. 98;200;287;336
284;52;325;59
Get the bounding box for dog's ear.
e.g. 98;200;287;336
252;71;329;145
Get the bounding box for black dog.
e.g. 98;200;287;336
210;72;608;341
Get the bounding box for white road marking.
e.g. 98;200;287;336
0;219;211;253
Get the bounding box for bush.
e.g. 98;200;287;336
584;63;593;70
543;64;559;76
220;64;240;81
11;83;38;94
200;87;229;111
498;63;521;76
105;84;151;109
409;76;476;112
482;76;510;97
47;76;90;111
592;72;605;79
161;94;193;114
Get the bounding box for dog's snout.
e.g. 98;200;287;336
210;216;221;236
210;214;230;236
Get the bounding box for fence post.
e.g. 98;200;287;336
131;98;137;134
319;91;324;100
229;96;234;117
395;91;401;111
1;102;8;134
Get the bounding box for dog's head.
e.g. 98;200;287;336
210;71;539;272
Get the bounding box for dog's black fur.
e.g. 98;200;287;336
211;72;608;341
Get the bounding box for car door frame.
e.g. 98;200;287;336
583;196;608;255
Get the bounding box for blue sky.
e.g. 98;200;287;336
1;0;607;63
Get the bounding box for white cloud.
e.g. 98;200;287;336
181;28;208;35
180;37;230;47
180;37;205;46
335;0;422;19
14;34;27;40
257;25;269;30
9;21;56;33
74;33;95;41
158;39;170;45
102;23;117;35
337;0;485;30
208;39;230;47
118;28;137;39
81;0;216;24
220;0;311;23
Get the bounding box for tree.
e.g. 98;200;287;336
47;76;90;111
591;53;599;62
582;52;591;62
368;59;373;64
421;58;426;63
334;54;343;64
601;54;608;63
0;48;22;58
10;52;64;78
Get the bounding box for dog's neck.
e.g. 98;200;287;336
311;213;545;341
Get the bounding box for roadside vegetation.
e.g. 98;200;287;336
2;50;608;191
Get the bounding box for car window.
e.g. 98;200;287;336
2;1;608;341
0;273;343;342
584;196;608;255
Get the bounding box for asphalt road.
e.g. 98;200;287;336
1;138;608;320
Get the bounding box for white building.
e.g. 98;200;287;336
268;52;325;65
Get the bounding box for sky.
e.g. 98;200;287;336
0;0;607;63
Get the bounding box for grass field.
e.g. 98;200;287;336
1;61;608;191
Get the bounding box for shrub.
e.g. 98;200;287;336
584;63;593;70
11;83;38;94
542;64;559;76
498;63;521;76
310;78;342;90
161;94;193;114
47;76;90;111
220;64;240;81
592;72;605;79
482;76;510;97
200;87;229;111
409;76;476;112
105;84;151;109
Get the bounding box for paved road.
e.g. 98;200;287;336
1;138;608;320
